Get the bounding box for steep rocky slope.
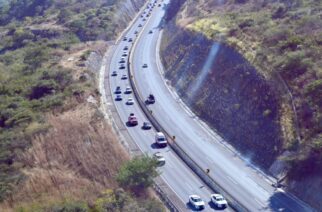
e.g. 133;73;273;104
160;0;321;209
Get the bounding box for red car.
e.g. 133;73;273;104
128;113;138;126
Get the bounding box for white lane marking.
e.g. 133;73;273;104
254;198;266;208
226;176;238;185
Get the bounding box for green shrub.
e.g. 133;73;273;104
116;155;159;190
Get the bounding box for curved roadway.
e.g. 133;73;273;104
129;0;315;211
107;0;229;211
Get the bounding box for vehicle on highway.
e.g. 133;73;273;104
115;94;122;101
153;152;165;165
146;94;155;104
126;98;134;105
115;86;122;94
210;194;228;209
119;64;125;69
158;3;161;7
122;52;128;57
142;18;146;21
124;86;132;94
121;74;128;80
123;36;127;41
149;30;153;34
111;71;117;76
138;24;142;27
155;132;167;147
189;195;205;210
119;57;126;63
142;121;152;130
128;113;138;126
142;63;148;68
128;38;133;42
123;46;128;50
134;30;138;34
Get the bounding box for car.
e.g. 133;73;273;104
142;63;148;68
119;64;125;69
123;36;127;41
138;24;142;27
128;113;138;126
140;14;144;18
126;98;134;105
158;3;161;7
134;30;138;34
128;38;133;42
146;94;155;104
115;86;121;94
121;74;128;80
123;46;128;50
210;194;228;208
155;132;167;147
142;121;152;130
189;195;205;210
122;52;128;57
119;57;126;63
115;94;122;101
111;71;117;76
124;86;132;94
149;30;153;34
153;152;165;165
143;18;146;21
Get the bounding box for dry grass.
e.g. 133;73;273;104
0;101;128;211
0;40;128;211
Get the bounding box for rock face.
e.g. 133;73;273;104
160;21;282;169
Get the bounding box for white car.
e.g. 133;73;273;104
155;132;167;147
126;98;134;105
189;195;205;210
153;152;165;165
211;194;228;208
124;86;132;94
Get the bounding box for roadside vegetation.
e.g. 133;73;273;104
0;0;164;211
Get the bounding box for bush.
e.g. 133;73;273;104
116;155;159;190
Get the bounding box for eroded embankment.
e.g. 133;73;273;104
160;21;282;170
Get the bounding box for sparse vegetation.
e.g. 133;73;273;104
0;0;150;210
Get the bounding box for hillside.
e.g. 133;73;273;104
160;0;321;209
0;0;164;211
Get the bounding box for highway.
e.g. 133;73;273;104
106;0;229;211
105;0;315;211
128;0;315;212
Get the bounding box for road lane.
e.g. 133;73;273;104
131;0;315;211
106;1;233;211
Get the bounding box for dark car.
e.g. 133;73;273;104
115;94;122;101
115;86;122;94
142;122;152;130
146;94;155;104
111;71;117;76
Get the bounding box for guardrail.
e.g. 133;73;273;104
126;10;249;212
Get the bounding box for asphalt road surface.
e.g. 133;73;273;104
106;0;233;211
106;0;315;211
128;0;315;211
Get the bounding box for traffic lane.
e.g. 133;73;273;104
130;2;279;211
131;4;314;212
108;12;229;212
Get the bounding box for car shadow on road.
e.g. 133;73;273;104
150;143;159;149
186;202;203;211
208;201;226;210
126;122;137;127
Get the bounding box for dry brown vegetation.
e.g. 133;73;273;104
0;42;128;211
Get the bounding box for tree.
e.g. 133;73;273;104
116;155;159;190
